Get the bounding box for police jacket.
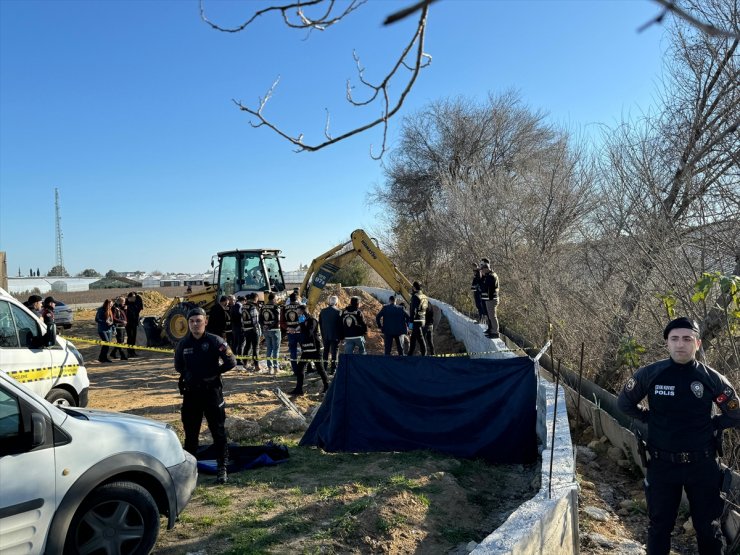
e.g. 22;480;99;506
409;291;428;324
284;302;302;334
424;304;434;329
206;303;228;335
375;303;407;336
319;306;342;341
481;273;499;302
618;358;740;453
259;303;281;331
471;272;483;294
241;302;261;334
175;332;237;389
341;307;367;339
299;315;321;355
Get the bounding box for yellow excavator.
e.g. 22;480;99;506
299;229;414;312
154;249;288;344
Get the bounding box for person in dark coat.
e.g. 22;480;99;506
41;296;56;328
375;295;408;355
230;296;245;356
25;294;43;317
175;307;237;484
95;299;115;363
319;295;343;373
206;296;229;339
125;291;144;356
341;296;368;354
618;317;740;555
290;305;329;396
110;296;128;360
480;263;500;338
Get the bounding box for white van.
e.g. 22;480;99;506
0;287;89;407
0;368;197;554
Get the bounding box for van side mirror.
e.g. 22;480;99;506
45;323;57;347
31;413;46;447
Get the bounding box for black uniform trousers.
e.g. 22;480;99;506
181;386;228;466
322;338;340;372
423;324;435;355
383;333;403;355
111;326;128;359
295;348;329;392
231;327;244;357
243;329;260;369
645;456;724;554
407;325;427;356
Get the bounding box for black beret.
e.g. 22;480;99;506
663;317;700;339
187;307;207;319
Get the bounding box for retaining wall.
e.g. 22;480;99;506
359;287;579;554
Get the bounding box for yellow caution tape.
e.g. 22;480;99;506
62;335;518;364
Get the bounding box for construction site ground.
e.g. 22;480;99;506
61;286;699;554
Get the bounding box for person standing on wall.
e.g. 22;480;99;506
480;263;500;339
110;296;129;360
471;263;488;325
241;292;261;372
290;304;329;396
341;296;368;354
175;307;237;484
319;295;343;373
407;282;428;356
259;292;282;375
375;295;407;356
618;317;740;555
95;299;115;363
125;291;144;357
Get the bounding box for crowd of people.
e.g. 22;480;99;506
94;292;143;363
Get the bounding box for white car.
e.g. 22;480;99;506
0;370;197;554
53;300;73;329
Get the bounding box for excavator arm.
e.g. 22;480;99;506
300;229;414;313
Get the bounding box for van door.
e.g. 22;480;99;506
0;300;54;398
0;383;56;554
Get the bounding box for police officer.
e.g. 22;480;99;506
407;281;428;356
175;307;237;484
618;317;740;554
241;293;261;372
283;292;302;375
290;305;329;396
480;263;500;338
259;292;282;375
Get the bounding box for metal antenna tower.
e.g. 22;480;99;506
54;188;64;273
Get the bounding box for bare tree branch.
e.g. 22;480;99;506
642;0;740;39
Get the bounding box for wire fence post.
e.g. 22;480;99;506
575;342;585;435
549;358;561;499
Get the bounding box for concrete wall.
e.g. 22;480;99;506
359;287;579;554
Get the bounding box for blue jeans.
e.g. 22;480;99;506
264;329;281;369
287;332;300;374
344;337;366;354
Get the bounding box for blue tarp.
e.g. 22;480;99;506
300;354;537;464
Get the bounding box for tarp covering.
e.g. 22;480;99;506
300;354;537;464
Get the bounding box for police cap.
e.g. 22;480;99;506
663;317;700;339
187;307;207;319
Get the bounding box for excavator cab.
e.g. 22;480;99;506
215;249;286;299
155;249;287;344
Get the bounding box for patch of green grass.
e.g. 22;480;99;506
441;526;473;544
376;513;408;533
178;513;217;527
415;492;430;507
198;488;232;508
247;498;277;511
316;485;343;499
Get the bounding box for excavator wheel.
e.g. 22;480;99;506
163;303;196;344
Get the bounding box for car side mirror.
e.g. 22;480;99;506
31;413;46;447
45;323;57;347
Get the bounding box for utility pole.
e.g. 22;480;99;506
54;188;65;275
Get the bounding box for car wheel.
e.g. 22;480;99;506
65;481;159;555
46;388;76;407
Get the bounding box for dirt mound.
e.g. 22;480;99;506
138;290;172;315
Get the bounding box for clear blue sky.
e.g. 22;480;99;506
0;0;666;276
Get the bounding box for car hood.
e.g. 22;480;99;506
64;407;169;430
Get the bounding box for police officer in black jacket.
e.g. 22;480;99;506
290;305;329;396
618;317;740;554
175;307;237;484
